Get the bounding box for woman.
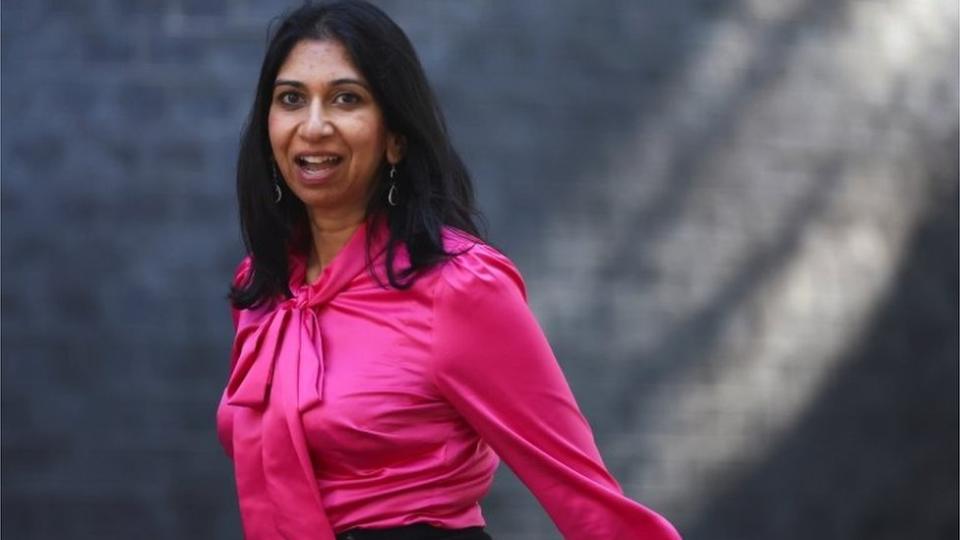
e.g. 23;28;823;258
216;2;681;539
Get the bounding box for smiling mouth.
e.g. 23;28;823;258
296;154;343;173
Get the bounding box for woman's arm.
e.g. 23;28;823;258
430;245;681;540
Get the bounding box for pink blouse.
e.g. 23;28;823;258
216;218;680;539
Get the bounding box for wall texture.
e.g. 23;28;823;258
2;1;957;539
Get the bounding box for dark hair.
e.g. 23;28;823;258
230;0;484;309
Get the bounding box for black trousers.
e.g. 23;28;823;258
335;523;492;540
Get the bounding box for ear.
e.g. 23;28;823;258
386;132;406;165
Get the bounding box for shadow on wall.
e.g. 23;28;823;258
683;137;959;540
520;0;959;535
0;0;957;538
551;0;862;434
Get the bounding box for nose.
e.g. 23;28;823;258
299;101;334;140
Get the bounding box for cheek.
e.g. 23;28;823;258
347;117;388;158
267;116;282;149
267;113;294;154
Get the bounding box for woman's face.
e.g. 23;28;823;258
268;39;402;220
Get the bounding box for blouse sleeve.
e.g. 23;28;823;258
216;256;253;459
430;245;680;540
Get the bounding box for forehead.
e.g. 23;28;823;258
276;39;363;81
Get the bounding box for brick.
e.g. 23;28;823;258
2;1;957;538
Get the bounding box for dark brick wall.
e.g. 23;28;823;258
2;1;956;539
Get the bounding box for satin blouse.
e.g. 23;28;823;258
216;218;680;539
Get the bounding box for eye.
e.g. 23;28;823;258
277;92;304;107
333;92;361;106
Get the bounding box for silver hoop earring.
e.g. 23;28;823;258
387;164;398;207
272;163;282;203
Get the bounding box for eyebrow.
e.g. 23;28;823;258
273;78;370;90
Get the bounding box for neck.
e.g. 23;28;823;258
305;208;366;276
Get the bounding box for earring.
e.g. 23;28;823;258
387;164;399;207
272;163;282;203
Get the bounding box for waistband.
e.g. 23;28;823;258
335;523;492;540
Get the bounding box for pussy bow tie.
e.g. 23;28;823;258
226;291;327;413
221;221;386;540
225;220;386;411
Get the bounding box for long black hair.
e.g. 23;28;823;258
230;0;484;309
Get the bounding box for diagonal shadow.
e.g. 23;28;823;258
578;0;855;434
681;146;959;540
601;155;844;435
588;0;852;272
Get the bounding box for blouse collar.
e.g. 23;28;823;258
285;215;390;310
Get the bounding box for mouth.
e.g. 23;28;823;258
294;153;343;183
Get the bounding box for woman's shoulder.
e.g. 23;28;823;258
232;256;253;287
437;226;527;302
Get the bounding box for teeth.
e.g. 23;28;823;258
300;155;338;165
